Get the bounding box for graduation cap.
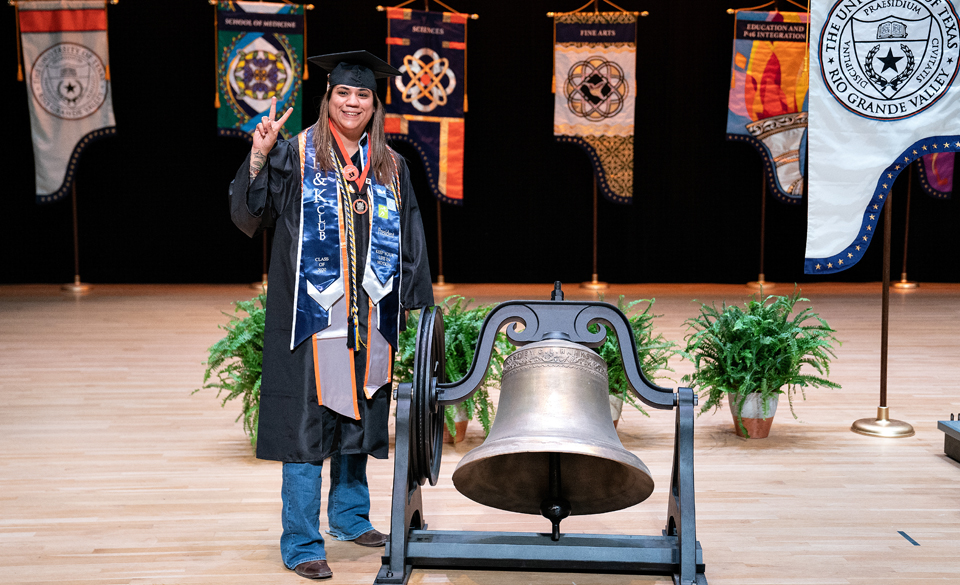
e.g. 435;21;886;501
308;50;401;92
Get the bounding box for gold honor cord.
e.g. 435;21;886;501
332;150;363;350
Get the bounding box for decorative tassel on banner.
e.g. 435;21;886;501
15;2;24;81
103;0;111;80
302;7;308;79
213;0;220;108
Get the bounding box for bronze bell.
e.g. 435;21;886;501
452;338;654;539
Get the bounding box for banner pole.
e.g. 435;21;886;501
748;173;775;290
433;198;453;292
61;181;92;294
581;173;607;290
851;191;914;438
893;162;918;289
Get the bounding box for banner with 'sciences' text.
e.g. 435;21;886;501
20;0;116;204
384;7;466;205
216;1;304;141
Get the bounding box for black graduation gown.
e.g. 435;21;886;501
229;132;434;463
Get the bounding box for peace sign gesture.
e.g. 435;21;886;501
250;97;293;180
253;96;294;153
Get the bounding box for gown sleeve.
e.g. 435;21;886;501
397;155;435;311
229;137;302;237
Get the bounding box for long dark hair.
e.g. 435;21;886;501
311;86;397;185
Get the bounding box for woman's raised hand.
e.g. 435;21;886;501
250;97;293;181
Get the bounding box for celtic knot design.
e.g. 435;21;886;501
564;56;628;121
395;47;457;112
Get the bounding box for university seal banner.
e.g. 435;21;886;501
726;11;809;203
384;7;466;205
216;1;304;141
806;0;960;274
553;11;637;204
19;0;116;204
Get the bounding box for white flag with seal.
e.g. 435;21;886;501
806;0;960;274
19;0;116;204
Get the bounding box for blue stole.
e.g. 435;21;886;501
291;125;402;351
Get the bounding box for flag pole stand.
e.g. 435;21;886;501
251;231;269;292
747;174;775;290
433;199;454;294
61;182;92;294
581;174;608;291
893;162;918;290
852;191;914;438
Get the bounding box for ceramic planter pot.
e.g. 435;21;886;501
728;393;779;438
443;404;470;443
609;394;625;428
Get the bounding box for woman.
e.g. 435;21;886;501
229;51;434;580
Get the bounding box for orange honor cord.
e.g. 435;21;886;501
328;119;371;191
312;335;323;405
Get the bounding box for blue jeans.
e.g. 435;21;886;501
280;453;374;569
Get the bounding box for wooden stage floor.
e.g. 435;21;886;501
1;282;958;585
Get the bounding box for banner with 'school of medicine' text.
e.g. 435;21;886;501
216;1;304;142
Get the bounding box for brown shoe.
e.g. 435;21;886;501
353;529;388;547
293;560;332;579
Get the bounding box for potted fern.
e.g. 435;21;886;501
395;296;514;443
682;290;841;438
196;294;265;446
592;296;680;427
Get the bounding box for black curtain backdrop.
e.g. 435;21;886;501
4;0;958;285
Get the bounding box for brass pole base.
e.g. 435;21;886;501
250;274;268;292
851;406;915;438
433;274;455;294
892;274;918;290
580;274;608;291
61;275;92;294
746;274;775;290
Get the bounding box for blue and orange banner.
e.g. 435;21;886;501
216;1;304;142
384;7;466;205
553;11;636;204
726;10;809;204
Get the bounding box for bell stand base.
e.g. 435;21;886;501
580;274;608;291
746;274;775;291
61;275;92;294
851;406;915;438
377;380;708;585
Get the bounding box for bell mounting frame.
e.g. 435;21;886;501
378;282;708;585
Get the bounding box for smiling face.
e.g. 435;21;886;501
328;84;375;143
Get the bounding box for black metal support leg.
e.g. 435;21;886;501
666;387;702;585
376;382;424;585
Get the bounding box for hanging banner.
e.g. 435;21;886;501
805;0;960;274
553;11;636;204
726;10;809;204
917;152;954;199
216;1;304;141
19;0;116;204
384;7;466;205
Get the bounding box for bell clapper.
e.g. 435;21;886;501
539;453;571;541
